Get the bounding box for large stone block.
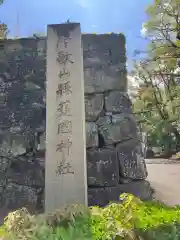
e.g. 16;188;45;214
0;134;27;157
119;177;133;184
117;180;153;201
0;108;11;128
96;115;111;126
85;94;104;121
86;122;99;148
88;186;119;207
37;39;46;58
88;180;153;206
82;33;126;68
97;114;138;145
0;156;11;172
84;67;126;94
82;34;127;94
6;156;44;188
87;148;119;187
116;138;147;179
0;173;7;195
2;183;39;211
105;91;132;113
0;92;7;107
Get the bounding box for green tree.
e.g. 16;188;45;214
142;0;180;68
132;0;180;155
0;0;8;39
132;60;180;155
0;23;8;39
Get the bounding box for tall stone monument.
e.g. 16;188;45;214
45;23;87;212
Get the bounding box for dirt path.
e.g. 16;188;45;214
146;160;180;206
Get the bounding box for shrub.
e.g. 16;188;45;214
1;194;180;239
176;152;180;159
132;200;180;239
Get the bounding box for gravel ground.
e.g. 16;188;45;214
146;160;180;206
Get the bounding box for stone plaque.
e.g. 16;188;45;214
45;23;87;212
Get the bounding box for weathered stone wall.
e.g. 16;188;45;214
0;34;151;214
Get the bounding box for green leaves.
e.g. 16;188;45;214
0;23;8;39
1;194;180;239
143;0;180;68
0;1;7;39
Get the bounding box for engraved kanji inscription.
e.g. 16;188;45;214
56;36;72;49
56;138;72;155
56;39;60;49
56;154;74;176
56;81;72;97
59;68;70;79
57;100;71;116
63;36;71;48
56;51;74;65
57;120;72;134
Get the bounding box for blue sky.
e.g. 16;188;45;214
0;0;152;68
